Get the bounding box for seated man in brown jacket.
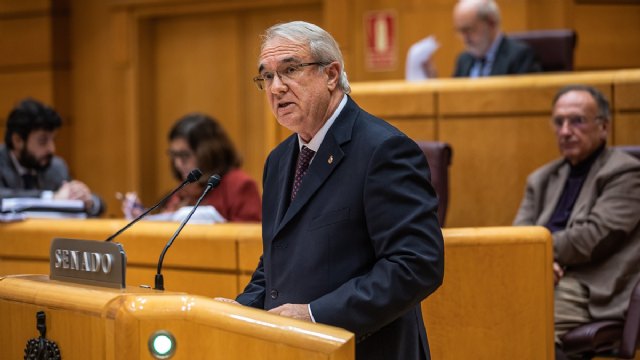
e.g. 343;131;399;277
513;85;640;358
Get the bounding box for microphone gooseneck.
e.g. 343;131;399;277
105;168;203;242
154;174;221;290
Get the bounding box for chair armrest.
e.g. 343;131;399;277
619;278;640;358
562;320;623;355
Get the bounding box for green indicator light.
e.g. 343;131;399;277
148;330;176;359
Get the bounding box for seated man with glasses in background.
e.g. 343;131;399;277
513;85;640;360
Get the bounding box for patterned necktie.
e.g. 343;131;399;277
291;146;315;201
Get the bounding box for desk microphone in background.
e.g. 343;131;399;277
154;174;221;290
105;168;203;242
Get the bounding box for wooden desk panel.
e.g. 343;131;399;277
423;226;554;360
0;275;354;360
0;219;261;296
440;115;558;226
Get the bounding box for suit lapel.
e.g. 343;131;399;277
568;149;609;225
490;37;508;76
538;163;569;226
461;55;474;76
274;137;298;227
0;147;21;188
273;97;357;236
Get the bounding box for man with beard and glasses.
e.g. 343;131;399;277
452;0;541;77
0;98;104;216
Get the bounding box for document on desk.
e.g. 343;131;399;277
146;205;226;224
405;35;439;81
0;198;86;219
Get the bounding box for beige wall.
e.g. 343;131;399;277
0;0;639;219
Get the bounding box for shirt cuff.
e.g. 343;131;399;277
308;304;316;323
40;190;54;200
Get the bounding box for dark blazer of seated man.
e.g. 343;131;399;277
0;98;105;216
513;85;640;356
453;0;541;77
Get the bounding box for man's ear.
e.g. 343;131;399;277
325;62;341;91
11;133;25;151
599;119;609;139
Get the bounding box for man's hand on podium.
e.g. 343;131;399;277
268;303;311;322
214;297;240;305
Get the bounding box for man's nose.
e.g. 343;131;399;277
270;73;288;93
557;120;573;136
47;140;56;154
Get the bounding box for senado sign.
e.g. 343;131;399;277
50;238;126;288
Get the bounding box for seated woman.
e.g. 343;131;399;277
123;113;261;222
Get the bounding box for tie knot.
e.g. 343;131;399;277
299;146;315;163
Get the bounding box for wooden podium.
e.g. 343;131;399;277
0;274;354;359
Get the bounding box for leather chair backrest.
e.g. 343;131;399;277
416;141;453;227
614;145;640;161
509;29;577;72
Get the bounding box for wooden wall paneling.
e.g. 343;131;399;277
0;71;54;126
614;70;640;111
0;1;72;166
121;2;323;205
525;0;573;29
573;2;640;70
439;115;558;227
0;0;53;13
150;13;242;198
69;0;128;218
387;118;437;142
613;71;640;146
0;16;52;67
613;114;640;147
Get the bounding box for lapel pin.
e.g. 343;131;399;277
328;155;334;164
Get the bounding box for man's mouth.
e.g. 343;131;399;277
278;102;294;109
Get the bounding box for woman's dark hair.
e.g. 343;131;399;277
5;98;62;149
168;113;241;182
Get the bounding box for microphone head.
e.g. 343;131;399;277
186;169;203;183
208;174;222;188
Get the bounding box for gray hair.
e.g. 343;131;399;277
553;85;612;122
460;0;501;25
261;21;351;94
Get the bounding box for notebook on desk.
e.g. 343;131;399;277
0;198;86;219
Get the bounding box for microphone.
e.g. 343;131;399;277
154;174;221;290
105;168;203;242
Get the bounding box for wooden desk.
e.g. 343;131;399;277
1;219;554;359
0;274;353;359
0;218;261;298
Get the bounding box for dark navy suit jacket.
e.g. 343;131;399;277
237;97;444;360
453;35;541;77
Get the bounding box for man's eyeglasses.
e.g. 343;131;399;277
551;115;602;129
253;62;328;90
